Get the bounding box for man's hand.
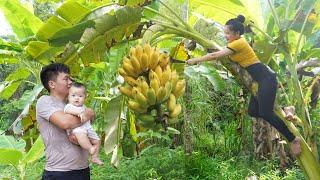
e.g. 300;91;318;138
81;108;95;123
68;134;79;145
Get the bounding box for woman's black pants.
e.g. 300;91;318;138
246;63;295;142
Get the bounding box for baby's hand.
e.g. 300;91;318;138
68;134;79;145
80;108;95;123
79;112;86;123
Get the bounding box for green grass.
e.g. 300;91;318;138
0;146;304;180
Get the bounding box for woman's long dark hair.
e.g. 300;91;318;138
225;15;245;35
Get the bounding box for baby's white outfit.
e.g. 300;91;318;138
64;104;100;140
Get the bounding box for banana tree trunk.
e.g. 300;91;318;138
183;76;193;154
253;117;273;158
253;117;288;168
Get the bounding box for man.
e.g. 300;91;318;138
36;63;94;179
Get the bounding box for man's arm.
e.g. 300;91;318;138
64;105;83;116
50;108;95;129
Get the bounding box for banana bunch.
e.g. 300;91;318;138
118;44;185;125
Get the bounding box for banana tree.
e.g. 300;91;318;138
0;0;44;140
0;132;45;180
140;0;320;179
1;0;319;178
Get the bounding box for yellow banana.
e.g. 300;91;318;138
169;103;181;118
135;91;148;108
156;86;167;103
130;56;142;73
164;81;172;99
154;65;163;82
119;86;132;98
146;88;156;105
118;68;127;77
132;87;140;97
140;53;149;72
135;45;143;60
123;57;131;64
150;78;160;94
149;70;161;87
159;53;170;68
138;79;149;97
167;94;176;112
171;70;179;89
175;86;185;98
161;67;171;86
123;61;137;77
124;76;138;86
128;100;147;113
149;51;159;70
143;43;152;55
164;65;171;74
173;79;186;97
129;47;136;58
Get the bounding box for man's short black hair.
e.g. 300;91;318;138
40;63;70;92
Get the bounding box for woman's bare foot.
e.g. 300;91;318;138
291;137;301;156
284;106;295;121
92;157;104;166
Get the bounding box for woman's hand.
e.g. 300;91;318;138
186;58;199;65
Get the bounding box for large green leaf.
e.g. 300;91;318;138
26;41;64;63
190;0;245;25
94;6;142;47
0;39;23;52
79;34;106;66
0;148;23;167
190;0;265;29
0;67;31;99
0;0;43;39
56;1;91;24
0;81;21;100
49;20;95;46
290;0;318;35
10;85;43;135
5;67;30;82
239;0;265;28
36;16;71;41
104;95;123;154
21;136;44;164
0;49;18;59
63;6;141;66
0;134;26;151
26;41;50;59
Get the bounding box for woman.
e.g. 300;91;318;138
186;15;301;156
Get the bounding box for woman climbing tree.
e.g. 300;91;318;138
186;15;301;156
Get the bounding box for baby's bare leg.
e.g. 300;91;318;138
74;133;96;155
90;138;104;165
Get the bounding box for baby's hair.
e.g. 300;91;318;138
71;82;86;93
225;15;246;35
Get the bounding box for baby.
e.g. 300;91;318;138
64;82;103;165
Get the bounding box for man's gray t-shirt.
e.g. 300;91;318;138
36;95;89;171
